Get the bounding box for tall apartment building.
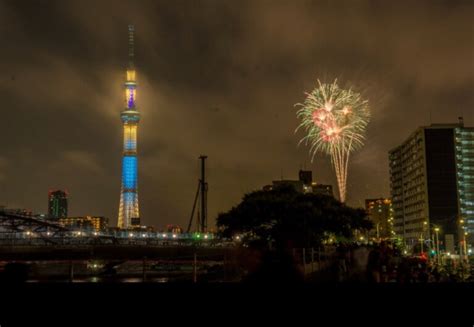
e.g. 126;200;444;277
389;120;474;252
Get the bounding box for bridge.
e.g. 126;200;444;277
0;209;240;282
0;210;333;282
0;208;228;247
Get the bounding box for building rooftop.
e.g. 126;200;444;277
389;119;472;154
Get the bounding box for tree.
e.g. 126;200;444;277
217;184;372;250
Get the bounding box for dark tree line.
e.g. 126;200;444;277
217;184;373;250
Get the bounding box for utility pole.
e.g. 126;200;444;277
435;228;440;265
463;232;468;263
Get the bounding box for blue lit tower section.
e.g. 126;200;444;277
118;25;140;229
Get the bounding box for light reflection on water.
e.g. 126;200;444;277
150;277;169;283
121;278;142;283
121;277;169;283
26;277;171;283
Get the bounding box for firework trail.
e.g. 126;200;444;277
296;79;370;202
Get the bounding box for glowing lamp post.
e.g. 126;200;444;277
420;221;428;257
459;219;468;263
464;232;469;262
434;227;440;265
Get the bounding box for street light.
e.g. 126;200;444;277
425;222;440;258
420;221;429;257
434;227;440;265
460;219;464;259
464;232;469;262
459;218;468;263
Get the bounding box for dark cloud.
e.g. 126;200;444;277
0;0;473;228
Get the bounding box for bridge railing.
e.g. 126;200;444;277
0;232;234;247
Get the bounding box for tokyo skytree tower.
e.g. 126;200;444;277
118;25;140;229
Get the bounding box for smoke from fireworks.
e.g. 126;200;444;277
296;80;370;202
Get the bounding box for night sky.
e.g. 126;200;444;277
1;0;473;229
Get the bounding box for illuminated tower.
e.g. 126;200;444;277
118;25;140;229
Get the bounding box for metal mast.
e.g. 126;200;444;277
199;155;208;233
187;155;208;233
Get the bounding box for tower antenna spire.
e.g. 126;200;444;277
128;24;135;69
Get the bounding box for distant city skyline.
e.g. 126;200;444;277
0;1;472;229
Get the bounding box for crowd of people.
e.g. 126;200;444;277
238;241;473;283
327;241;472;283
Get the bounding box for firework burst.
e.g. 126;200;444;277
296;79;370;202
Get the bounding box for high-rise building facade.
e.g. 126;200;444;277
118;25;141;229
389;121;474;252
365;198;394;240
48;190;68;219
